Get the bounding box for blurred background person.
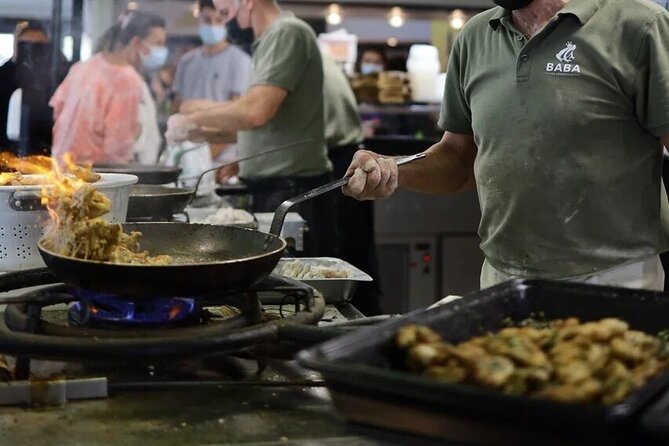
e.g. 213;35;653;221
323;51;382;315
50;11;167;164
0;20;68;156
172;0;251;169
356;47;386;75
0;21;49;152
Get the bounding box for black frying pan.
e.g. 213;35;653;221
126;185;193;220
38;223;286;297
38;153;426;298
93;164;181;185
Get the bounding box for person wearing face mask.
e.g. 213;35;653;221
342;0;669;292
172;0;251;167
166;0;338;257
0;21;51;153
357;48;386;76
50;11;168;164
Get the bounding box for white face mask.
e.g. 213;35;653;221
360;63;383;75
199;24;228;45
140;44;169;71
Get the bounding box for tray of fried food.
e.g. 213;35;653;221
396;317;669;405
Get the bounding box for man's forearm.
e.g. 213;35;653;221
190;126;237;144
189;98;255;133
398;140;475;195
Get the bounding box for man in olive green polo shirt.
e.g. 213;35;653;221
342;0;669;291
166;0;337;256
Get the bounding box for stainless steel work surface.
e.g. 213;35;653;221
0;362;448;446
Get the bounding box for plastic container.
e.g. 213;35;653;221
406;44;441;103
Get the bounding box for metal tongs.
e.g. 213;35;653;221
269;152;427;235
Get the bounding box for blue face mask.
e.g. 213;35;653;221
199;24;227;45
360;63;383;75
141;45;169;71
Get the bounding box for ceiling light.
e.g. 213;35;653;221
387;37;398;47
450;9;467;30
127;1;138;11
326;4;343;26
388;7;405;28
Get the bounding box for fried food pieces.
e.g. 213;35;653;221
396;318;669;405
0;172;42;186
0;152;101;185
41;180;172;265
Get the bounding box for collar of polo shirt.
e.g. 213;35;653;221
488;0;604;31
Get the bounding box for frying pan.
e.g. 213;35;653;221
126;185;193;220
37;153;426;297
123;140;314;220
93;164;182;185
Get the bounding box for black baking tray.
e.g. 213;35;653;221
296;280;669;445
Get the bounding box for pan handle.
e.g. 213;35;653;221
269;152;426;236
187;139;314;205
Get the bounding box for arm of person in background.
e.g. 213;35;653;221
342;131;477;200
102;74;141;163
180;98;222;114
182;85;287;141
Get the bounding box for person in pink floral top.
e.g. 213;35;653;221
50;11;167;164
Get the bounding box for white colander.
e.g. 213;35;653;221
0;173;138;271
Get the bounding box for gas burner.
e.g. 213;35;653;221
0;269;325;379
68;291;199;327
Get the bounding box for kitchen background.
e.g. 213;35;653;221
0;0;493;312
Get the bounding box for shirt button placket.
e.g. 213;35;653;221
517;51;531;82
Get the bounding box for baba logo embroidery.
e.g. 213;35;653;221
546;41;581;76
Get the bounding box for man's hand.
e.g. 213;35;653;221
165;113;197;143
217;162;239;183
342;150;399;200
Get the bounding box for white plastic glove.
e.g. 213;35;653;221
165;113;198;143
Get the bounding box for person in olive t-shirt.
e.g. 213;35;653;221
341;0;669;292
166;0;337;257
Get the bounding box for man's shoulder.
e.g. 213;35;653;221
604;0;669;18
273;15;317;39
598;0;669;41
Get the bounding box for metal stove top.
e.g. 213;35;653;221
0;269;432;446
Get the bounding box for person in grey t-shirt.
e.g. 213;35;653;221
173;0;251;163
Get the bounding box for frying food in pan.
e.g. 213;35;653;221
396;318;669;404
41;180;172;265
